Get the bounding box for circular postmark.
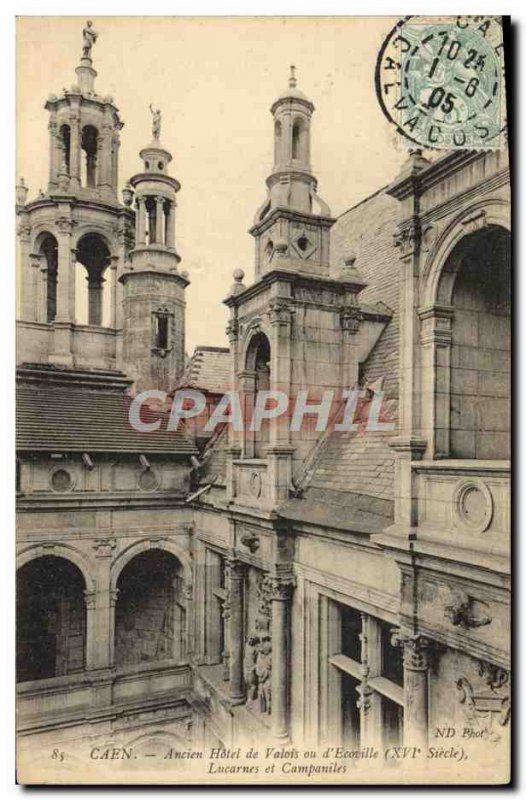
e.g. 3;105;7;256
375;15;506;150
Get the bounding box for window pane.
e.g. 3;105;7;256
382;697;403;748
380;620;403;685
341;672;360;747
341;606;362;661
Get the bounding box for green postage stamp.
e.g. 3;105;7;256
376;15;506;150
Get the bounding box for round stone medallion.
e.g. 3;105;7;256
454;479;493;533
50;467;73;492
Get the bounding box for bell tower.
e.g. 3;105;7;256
224;69;373;511
16;21;135;370
46;20;122;203
251;66;334;278
120;108;189;392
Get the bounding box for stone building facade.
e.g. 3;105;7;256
16;24;510;781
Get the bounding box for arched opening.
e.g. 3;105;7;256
75;233;112;326
245;332;271;458
145;196;157;244
115;549;187;667
37;232;58;322
17;556;86;682
446;226;510;459
59;124;71;174
274;120;282;165
292;118;305;161
81;125;98;188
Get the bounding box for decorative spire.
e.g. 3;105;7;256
289;65;297;89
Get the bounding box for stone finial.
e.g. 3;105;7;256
289;65;297;89
16;177;28;211
341;254;367;288
229;269;246;296
122;183;134;207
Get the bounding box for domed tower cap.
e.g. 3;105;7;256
271;65;314;112
139;144;173;175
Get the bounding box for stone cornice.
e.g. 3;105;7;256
119;268;188;288
223;267;374;309
387;150;501;201
249;205;335;237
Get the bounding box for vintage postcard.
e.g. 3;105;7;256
15;15;511;785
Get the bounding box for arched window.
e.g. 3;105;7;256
59;124;71;174
292;119;304;160
114;550;187;666
448;226;510;459
245;332;271;458
274;120;282;165
38;232;58;322
81;125;98;188
145;196;157;244
17;556;86;682
434;225;511;460
75;233;112;326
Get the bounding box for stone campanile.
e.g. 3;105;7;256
120;108;189;392
250;66;334;278
16;21;134;369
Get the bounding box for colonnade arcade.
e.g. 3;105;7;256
134;194;176;248
16;545;191;683
30;228;118;328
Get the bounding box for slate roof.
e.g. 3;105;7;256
331;187;400;400
289;188;401;518
180;346;231;395
17;365;197;456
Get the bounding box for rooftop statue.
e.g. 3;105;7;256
82;20;98;59
149;104;162;140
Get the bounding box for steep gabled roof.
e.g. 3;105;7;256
180;346;231;395
331;188;400;399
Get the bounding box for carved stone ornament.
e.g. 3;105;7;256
55;216;74;234
226;317;239;343
268;298;294;327
249;469;262;498
239;529;260;553
444;589;492;629
393;218;420;256
456;662;510;740
340;305;363;334
391;630;434;670
93;537;117;558
453;479;494;534
83;590;97;610
461;209;487;235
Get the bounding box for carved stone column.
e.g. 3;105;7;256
87;275;105;326
392;630;433;749
222;593;231;682
358;613;382;747
109;256;118;329
269;575;295;741
55;219;75;321
51;218;75;365
136;197;146;245
48;118;60;191
88;538;117;670
155;196;165;245
227;558;247;704
165;201;175;248
69;110;81;191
